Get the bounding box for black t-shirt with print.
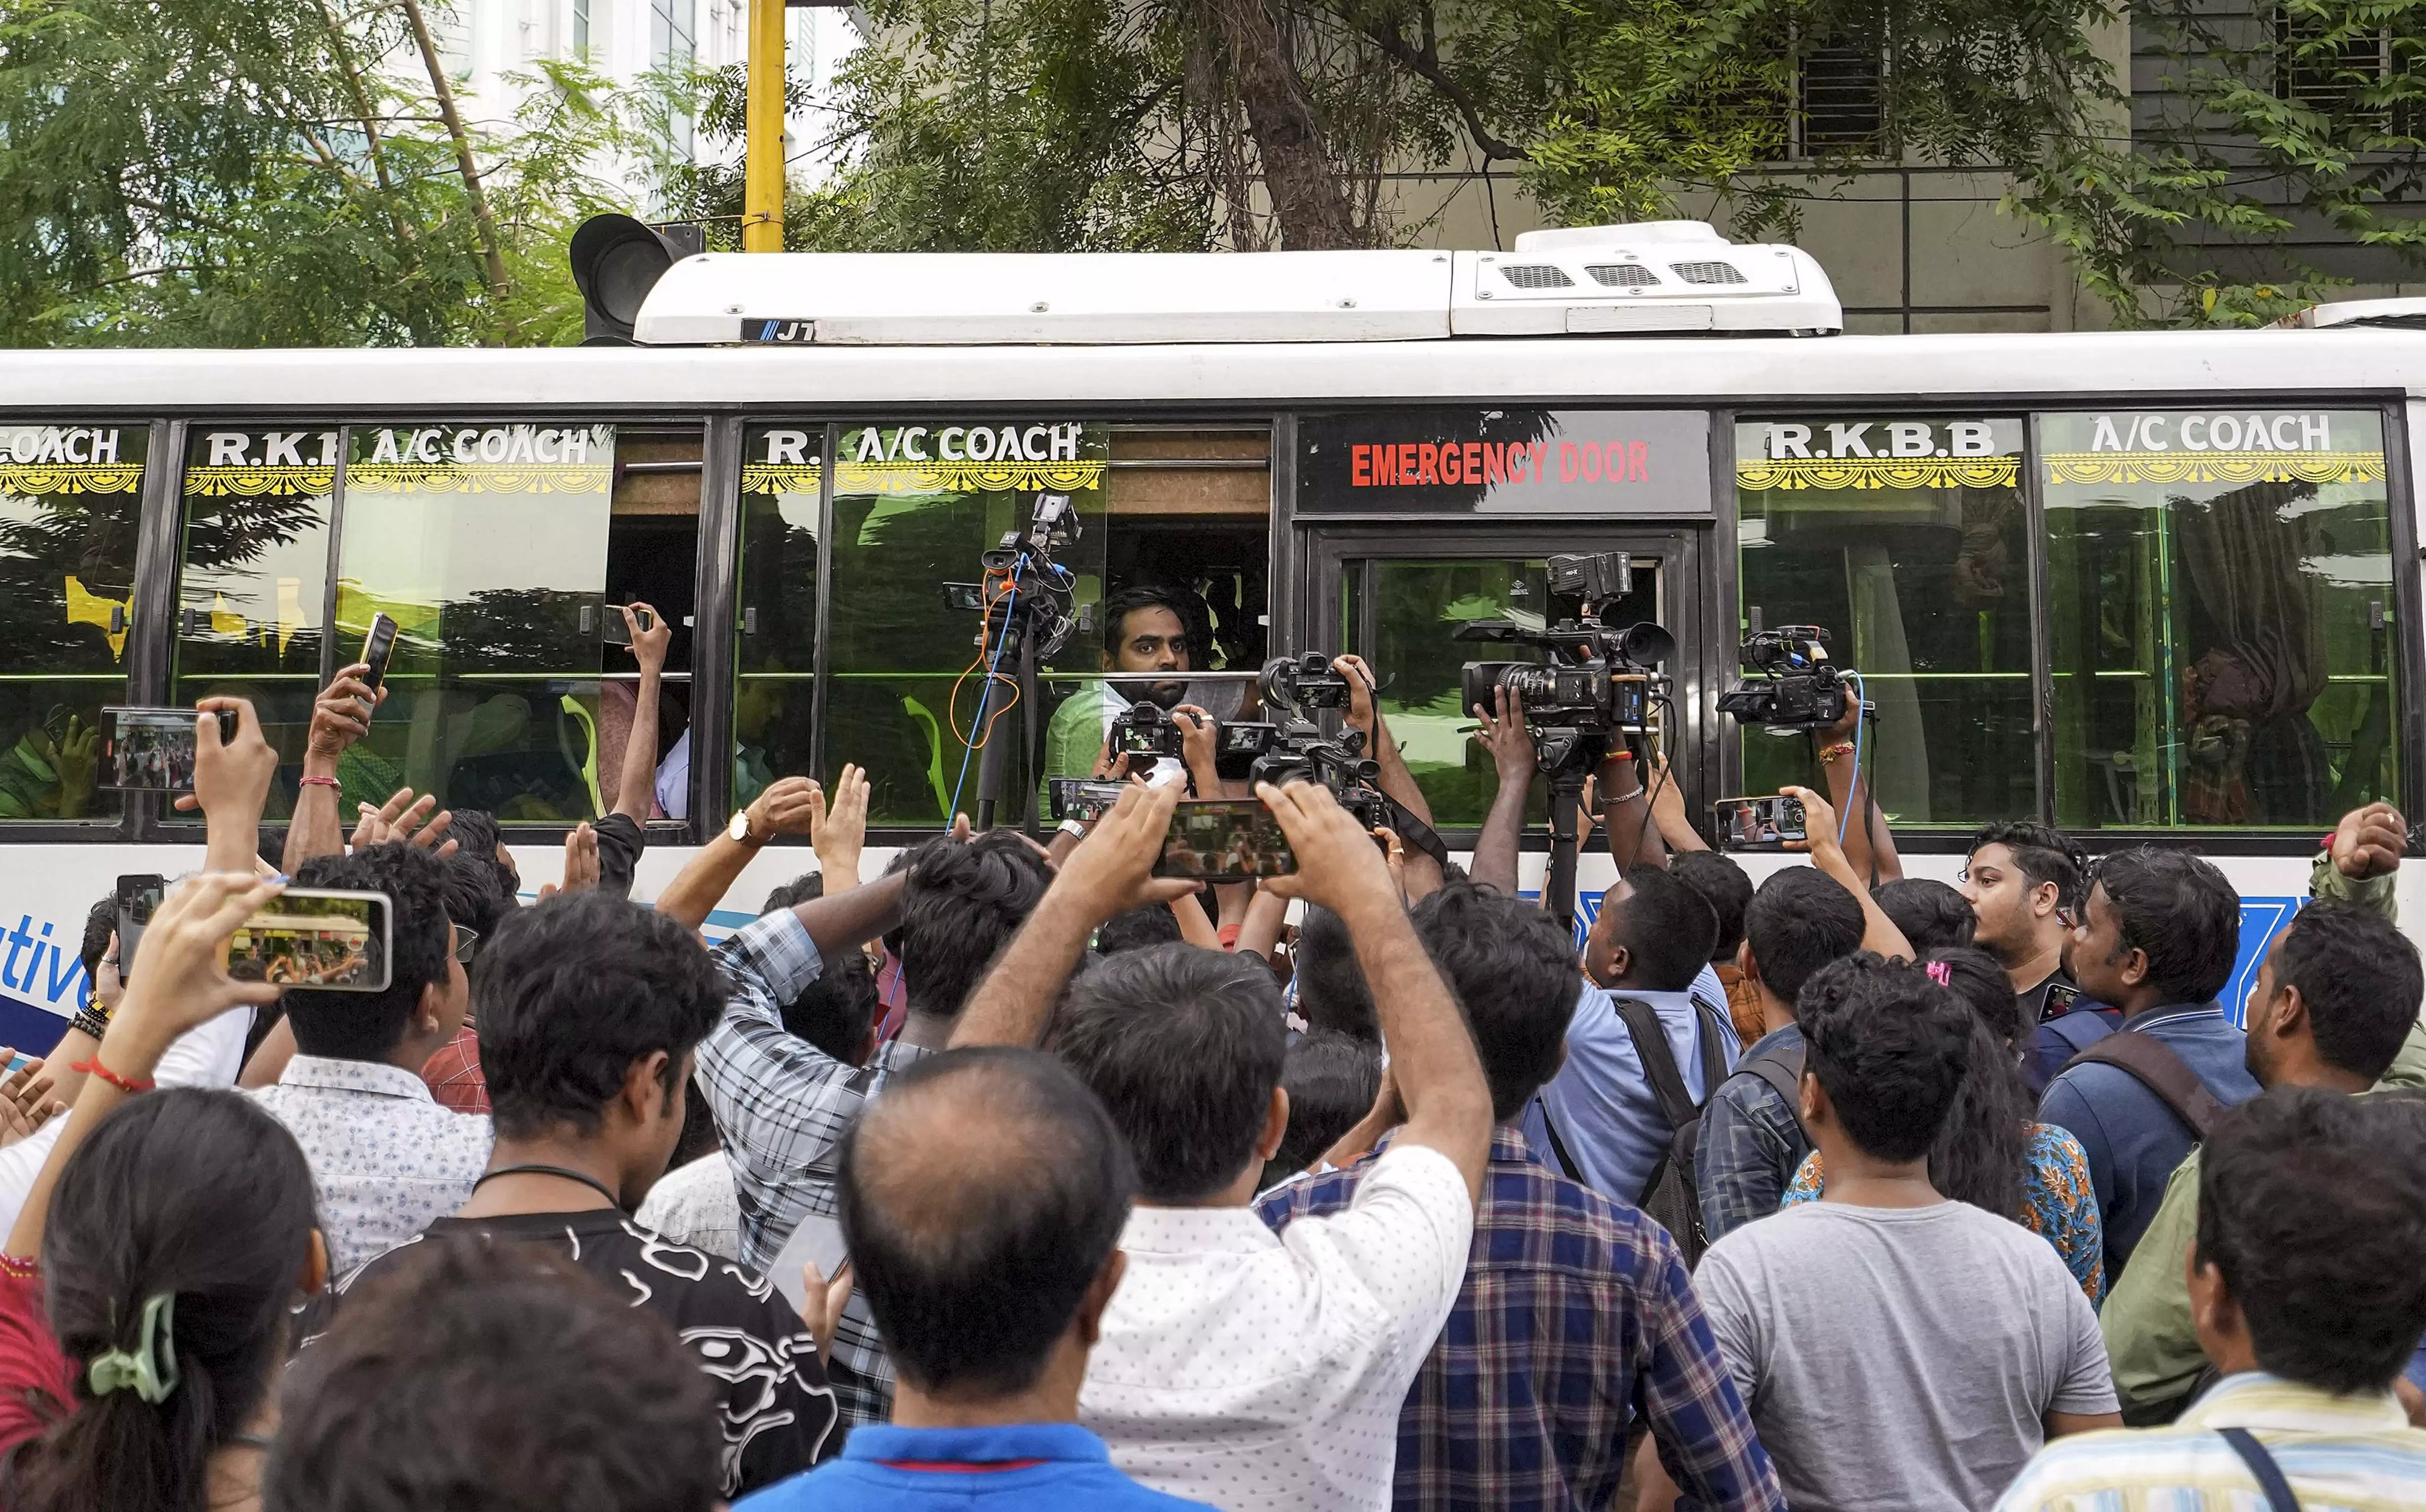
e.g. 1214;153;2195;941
303;1209;838;1496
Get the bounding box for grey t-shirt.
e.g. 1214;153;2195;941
1694;1199;2115;1511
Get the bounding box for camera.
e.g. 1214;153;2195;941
1107;698;1183;760
942;493;1086;662
1258;652;1354;712
1716;626;1855;732
1454;556;1675;772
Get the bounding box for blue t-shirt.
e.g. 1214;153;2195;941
2036;1002;2260;1279
738;1422;1213;1511
1522;983;1740;1205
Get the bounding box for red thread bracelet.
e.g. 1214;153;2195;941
70;1057;154;1095
298;775;340;789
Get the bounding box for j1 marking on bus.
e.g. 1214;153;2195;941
754;320;816;344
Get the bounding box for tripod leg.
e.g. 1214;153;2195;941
1546;776;1582;931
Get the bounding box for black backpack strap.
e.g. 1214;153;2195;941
2217;1428;2302;1512
2071;1030;2229;1141
1613;1000;1701;1137
1740;1041;1808;1135
1532;1095;1587;1183
1690;1006;1731;1106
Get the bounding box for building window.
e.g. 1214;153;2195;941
571;0;590;58
2276;5;2391;116
1797;40;1887;155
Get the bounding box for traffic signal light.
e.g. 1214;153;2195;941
568;214;707;345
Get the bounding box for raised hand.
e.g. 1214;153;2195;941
1050;780;1198;926
743;775;823;843
104;872;287;1068
1473;686;1537;787
623;601;671;677
1333;653;1381;732
2331;800;2406;881
0;1056;64;1148
1254;781;1397;917
812;764;869;883
543;822;601;898
1172;705;1219;790
308;663;385;762
352;787;457;856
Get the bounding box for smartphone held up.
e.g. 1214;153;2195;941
1713;794;1808;852
1153;799;1298;883
99;707;236;792
227;888;392;993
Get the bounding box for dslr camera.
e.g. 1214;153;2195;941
1716;626;1856;732
1106;698;1286;783
1242;652;1386;828
1455;554;1675;774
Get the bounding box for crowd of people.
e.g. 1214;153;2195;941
0;615;2421;1512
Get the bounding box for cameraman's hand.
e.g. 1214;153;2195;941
1334;654;1381;733
1782;785;1841;861
1051;782;1198;925
1472;687;1537;786
1256;781;1397;921
623;602;671;677
1173;705;1219;790
307;664;384;763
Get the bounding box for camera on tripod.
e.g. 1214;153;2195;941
1454;554;1675;769
941;493;1087;662
1716;626;1857;732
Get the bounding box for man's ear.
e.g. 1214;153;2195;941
1798;1069;1825;1129
2028;879;2061;921
1738;938;1762;985
300;1229;330;1296
1255;1085;1289;1163
2266;983;2308;1042
622;1049;675;1125
1075;1248;1128;1348
415;981;447;1036
2118;945;2152;991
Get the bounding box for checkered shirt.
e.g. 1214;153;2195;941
1257;1128;1785;1512
701;909;934;1430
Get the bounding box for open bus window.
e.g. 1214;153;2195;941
1736;417;2032;829
174;428;339;820
0;423;144;822
2042;408;2398;830
603;431;698;822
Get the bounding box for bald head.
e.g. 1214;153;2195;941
838;1048;1135;1398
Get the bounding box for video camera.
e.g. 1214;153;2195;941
1455;553;1675;775
942;493;1086;662
1716;626;1856;732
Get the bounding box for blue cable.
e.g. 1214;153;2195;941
949;555;1024;820
1840;671;1865;845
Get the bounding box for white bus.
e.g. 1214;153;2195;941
0;220;2417;1050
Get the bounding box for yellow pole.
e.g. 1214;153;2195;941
742;0;785;252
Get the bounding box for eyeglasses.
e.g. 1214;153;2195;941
450;926;479;966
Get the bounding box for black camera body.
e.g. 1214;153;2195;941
1107;698;1183;760
1259;651;1354;711
942;493;1085;662
1717;626;1854;731
1455;608;1676;767
1249;724;1385;829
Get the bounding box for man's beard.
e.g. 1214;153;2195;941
1110;674;1188;709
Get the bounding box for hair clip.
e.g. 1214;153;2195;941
1924;960;1951;986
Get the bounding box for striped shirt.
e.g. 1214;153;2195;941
701;909;935;1430
1996;1372;2426;1510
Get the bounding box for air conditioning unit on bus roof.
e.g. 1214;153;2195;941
627;221;1841;345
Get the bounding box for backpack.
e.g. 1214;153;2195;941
1537;998;1730;1265
2066;1030;2229;1140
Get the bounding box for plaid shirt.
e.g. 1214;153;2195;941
419;1023;490;1115
1257;1128;1785;1512
1693;1025;1810;1245
702;910;934;1430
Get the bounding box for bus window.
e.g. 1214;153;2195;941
815;420;1111;825
603;429;699;822
1735;417;2032;828
2042;408;2397;830
173;428;340;819
332;424;615;822
0;423;145;822
735;426;822;818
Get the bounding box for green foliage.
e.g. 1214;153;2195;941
0;1;662;346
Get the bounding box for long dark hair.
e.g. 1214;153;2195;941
1923;948;2032;1222
6;1088;318;1512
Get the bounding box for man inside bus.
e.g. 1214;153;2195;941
1042;586;1204;790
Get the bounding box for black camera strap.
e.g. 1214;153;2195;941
1377;793;1454;870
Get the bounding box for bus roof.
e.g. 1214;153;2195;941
5;327;2426;412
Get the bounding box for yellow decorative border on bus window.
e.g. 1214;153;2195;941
343;462;613;494
0;463;144;496
184;465;337;497
834;459;1106;495
2040;451;2386;487
739;462;825;495
1734;456;2020;491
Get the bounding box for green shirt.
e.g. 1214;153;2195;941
2101;853;2415;1420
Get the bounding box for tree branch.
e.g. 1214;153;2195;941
1355;17;1528;163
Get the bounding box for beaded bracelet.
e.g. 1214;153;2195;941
298;775;340;790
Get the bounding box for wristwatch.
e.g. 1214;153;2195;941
728;809;768;845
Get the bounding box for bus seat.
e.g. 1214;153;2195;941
558;693;603;818
900;695;953;820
